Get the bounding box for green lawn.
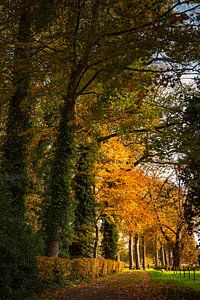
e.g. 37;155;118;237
149;269;200;291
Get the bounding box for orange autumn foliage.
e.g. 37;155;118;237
95;137;154;234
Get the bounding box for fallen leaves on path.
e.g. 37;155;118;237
28;271;200;300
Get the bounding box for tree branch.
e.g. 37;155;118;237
78;69;103;95
102;1;192;37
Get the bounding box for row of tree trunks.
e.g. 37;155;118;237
155;242;176;269
129;234;180;270
129;233;145;270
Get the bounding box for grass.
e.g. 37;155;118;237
149;269;200;291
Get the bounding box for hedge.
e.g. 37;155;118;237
36;257;123;285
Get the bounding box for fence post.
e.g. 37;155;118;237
193;267;195;282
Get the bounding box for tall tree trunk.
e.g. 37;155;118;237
117;251;121;262
142;235;146;270
70;145;97;258
160;245;165;267
0;1;38;298
134;234;141;269
129;234;134;269
164;248;169;270
155;239;159;267
45;85;76;257
101;217;118;260
168;250;173;269
173;228;182;269
93;224;99;258
2;0;31;218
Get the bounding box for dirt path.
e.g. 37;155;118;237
32;271;200;300
60;271;151;300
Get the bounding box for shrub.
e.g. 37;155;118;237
36;257;123;285
0;221;39;300
71;258;96;279
71;258;123;280
36;257;71;285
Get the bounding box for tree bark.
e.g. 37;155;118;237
168;250;173;268
164;248;169;270
142;235;146;269
48;225;62;257
129;234;134;269
117;251;121;262
134;234;141;269
173;228;182;269
160;244;165;267
93;224;99;258
155;239;159;267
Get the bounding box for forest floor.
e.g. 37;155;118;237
30;270;200;300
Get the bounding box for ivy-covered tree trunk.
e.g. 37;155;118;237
44;92;75;257
129;234;134;269
101;218;118;260
69;145;97;258
0;1;38;298
134;234;141;269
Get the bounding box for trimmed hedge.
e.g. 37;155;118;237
37;257;71;285
36;257;123;285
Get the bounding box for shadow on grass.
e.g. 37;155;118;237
149;270;200;300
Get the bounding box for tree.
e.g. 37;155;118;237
146;88;200;235
43;0;200;256
101;217;119;260
69;144;98;258
146;172;189;269
0;0;60;297
178;92;200;232
0;2;40;298
95;137;154;267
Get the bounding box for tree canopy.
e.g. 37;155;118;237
0;1;200;298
